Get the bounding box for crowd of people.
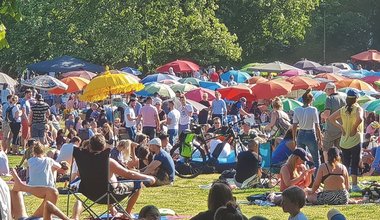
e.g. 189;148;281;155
0;64;379;219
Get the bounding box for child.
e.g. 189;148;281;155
281;186;308;220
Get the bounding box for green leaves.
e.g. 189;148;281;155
0;0;21;49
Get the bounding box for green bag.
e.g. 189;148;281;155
181;133;195;158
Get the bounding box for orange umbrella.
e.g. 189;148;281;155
315;73;347;82
217;85;253;101
247;76;268;84
286;76;320;90
351;49;380;62
251;79;293;100
49;77;90;95
335;79;376;91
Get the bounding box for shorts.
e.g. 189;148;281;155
316;189;349;205
2;122;11;139
21;119;29;139
113;182;135;195
31;123;46;141
322;137;341;151
153;168;171;187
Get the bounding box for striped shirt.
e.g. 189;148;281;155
31;102;49;123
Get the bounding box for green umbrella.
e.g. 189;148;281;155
170;83;197;93
358;95;376;105
178;77;200;86
362;99;380;112
141;82;176;98
309;91;327;111
281;98;302;112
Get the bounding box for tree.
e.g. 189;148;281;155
0;0;21;49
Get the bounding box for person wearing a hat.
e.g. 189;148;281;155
321;82;346;162
327;209;346;220
328;89;364;192
142;138;175;186
29;94;50;144
366;121;380;136
279;148;315;192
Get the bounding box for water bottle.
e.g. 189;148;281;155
363;192;370;203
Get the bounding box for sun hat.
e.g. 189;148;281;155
292;148;310;162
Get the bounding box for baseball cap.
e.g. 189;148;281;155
292;148;310;162
325;82;336;90
327;209;346;220
240;97;247;102
347;89;359;98
148;138;161;147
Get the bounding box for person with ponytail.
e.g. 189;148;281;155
328;89;363;192
308;147;350;205
292;89;322;170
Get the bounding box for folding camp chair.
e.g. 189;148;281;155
259;141;280;187
67;147;142;219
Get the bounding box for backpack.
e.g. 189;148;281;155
275;111;291;135
180;133;195;158
6;106;16;123
362;181;380;201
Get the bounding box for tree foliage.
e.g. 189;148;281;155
0;0;21;49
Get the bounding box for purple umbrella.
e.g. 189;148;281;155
294;59;321;70
313;65;341;73
280;69;306;77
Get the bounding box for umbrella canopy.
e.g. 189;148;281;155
281;98;303;112
362;76;380;85
141;73;180;84
313;78;333;90
330;62;352;70
251;79;293;100
220;70;251;83
294;59;321;70
358;95;376;105
185;87;215;102
247;76;269;84
0;72;18;88
240;63;263;73
286;76;320;90
309;91;327;111
170;83;197;93
61;70;97;80
249;61;299;73
217;85;253;101
156;60;200;73
108;70;141;81
159;79;180;85
49;77;90;95
351;49;380;62
341;72;365;79
120;67;142;76
136;82;175;98
21;75;68;91
199;81;224;90
80;71;143;102
362;99;380;112
335;79;376;91
163;98;207;112
315;73;346;82
27;55;104;73
313;65;341;73
178;77;201;86
280;69;306;77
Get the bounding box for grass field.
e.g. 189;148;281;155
3;155;380;219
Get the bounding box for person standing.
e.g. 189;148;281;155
321;83;346;162
198;93;211;125
1;94;12;153
178;95;193;134
124;98;138;141
328;89;363;192
292;89;323;171
29;94;50;144
211;91;227;123
166;100;180;145
138;97;160;139
1;83;12;104
8;95;22;155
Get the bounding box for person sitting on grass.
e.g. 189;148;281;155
271;129;297;166
214;201;248;220
138;205;160;220
110;139;139;169
281;186;308;220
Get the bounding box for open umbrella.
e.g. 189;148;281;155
185;88;215;102
0;72;18;88
286;76;320;90
141;73;180;84
109;70;141;81
136;82;175;98
362;99;380;112
247;76;269;84
281;98;303;112
362;76;380;85
163;98;207;112
335;79;376;91
120;67;142;76
220;70;251;83
313;65;341;73
330;62;352;70
80;71;143;102
313;78;333;90
315;73;346;82
178;77;200;86
249;61;299;73
199;81;224;90
61;70;97;80
341;72;365;79
351;49;380;62
280;69;306;77
22;75;68;91
159;79;180;85
49;77;90;95
170;83;197;93
217;85;253;101
251;79;293;100
358;95;376;105
294;59;321;70
240;63;263;74
156;60;200;73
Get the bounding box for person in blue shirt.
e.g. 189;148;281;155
229;97;250;120
211;91;227;123
272;129;296;166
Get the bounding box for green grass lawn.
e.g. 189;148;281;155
3;155;380;219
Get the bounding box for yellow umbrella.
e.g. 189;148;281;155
80;70;144;102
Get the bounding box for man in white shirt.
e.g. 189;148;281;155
1;83;12;104
166;100;180;145
56;136;81;166
178;96;193;135
124;98;138;141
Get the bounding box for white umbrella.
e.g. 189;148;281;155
163;98;207;112
21;75;68;90
0;72;18;88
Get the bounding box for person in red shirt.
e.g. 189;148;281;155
210;68;219;82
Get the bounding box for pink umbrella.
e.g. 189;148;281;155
61;70;97;80
280;69;306;77
159;79;180;85
363;76;380;86
185;87;215;102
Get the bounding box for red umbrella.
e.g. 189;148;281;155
362;76;380;86
251;79;293;100
49;77;90;95
286;76;320;90
247;76;268;84
351;49;380;62
280;69;306;77
217;85;253;101
184;87;215;102
156;60;200;73
315;73;346;82
61;70;97;80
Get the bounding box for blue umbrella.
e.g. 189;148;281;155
120;67;142;76
341;72;365;79
140;73;180;84
199;81;224;91
220;70;251;83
